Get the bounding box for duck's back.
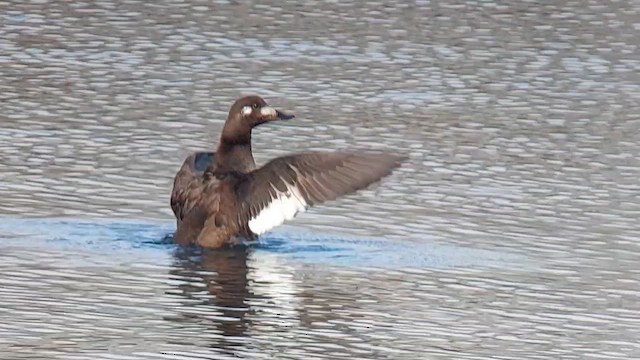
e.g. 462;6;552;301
170;152;214;218
170;152;223;245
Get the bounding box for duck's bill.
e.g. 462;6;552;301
276;110;295;120
260;106;295;121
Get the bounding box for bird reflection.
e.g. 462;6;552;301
168;245;253;347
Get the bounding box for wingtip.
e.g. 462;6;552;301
370;152;408;168
392;153;409;164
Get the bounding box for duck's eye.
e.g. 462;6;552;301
252;103;259;109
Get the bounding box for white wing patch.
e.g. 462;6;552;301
248;183;308;235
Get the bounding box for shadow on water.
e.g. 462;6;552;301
0;217;528;270
257;230;527;270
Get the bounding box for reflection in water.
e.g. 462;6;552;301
0;219;637;359
168;246;253;349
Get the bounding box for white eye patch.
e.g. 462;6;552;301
241;105;253;116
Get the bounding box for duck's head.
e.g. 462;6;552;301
227;95;294;129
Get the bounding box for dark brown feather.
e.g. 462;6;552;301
169;96;405;248
235;151;405;234
170;152;220;244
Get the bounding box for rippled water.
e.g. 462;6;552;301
1;0;640;359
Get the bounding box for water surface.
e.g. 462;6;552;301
1;0;640;358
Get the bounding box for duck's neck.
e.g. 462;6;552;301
213;123;256;174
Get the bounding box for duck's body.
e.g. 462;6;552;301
171;96;404;248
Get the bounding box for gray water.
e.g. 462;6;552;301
1;0;640;359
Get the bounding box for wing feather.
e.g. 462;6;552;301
237;152;405;236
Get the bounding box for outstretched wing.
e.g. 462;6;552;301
235;152;405;236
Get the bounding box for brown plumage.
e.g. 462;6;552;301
170;96;405;248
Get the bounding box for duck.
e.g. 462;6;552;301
170;95;404;248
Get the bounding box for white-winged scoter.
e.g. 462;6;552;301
170;95;404;248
